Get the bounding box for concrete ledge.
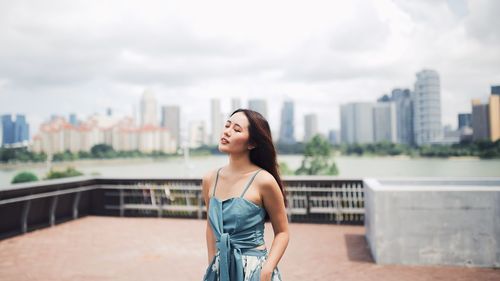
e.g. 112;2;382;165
363;178;500;268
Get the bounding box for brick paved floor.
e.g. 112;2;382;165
0;216;498;281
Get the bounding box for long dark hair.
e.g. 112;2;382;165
230;109;288;210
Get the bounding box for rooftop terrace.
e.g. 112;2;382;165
1;216;498;281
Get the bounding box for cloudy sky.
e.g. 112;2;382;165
0;0;499;140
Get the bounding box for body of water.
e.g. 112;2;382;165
1;155;500;187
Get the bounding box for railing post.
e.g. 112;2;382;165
50;196;58;226
21;200;31;234
119;189;125;217
197;191;202;219
286;194;293;223
306;193;310;215
73;192;81;219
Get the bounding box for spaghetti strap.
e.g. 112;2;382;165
240;168;263;197
212;167;223;196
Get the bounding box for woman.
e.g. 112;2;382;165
202;108;289;281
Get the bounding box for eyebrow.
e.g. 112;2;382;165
226;120;242;128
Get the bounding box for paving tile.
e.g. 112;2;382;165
0;216;498;281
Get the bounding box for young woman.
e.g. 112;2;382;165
201;109;289;281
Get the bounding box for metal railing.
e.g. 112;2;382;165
0;176;364;239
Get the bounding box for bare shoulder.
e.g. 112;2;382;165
202;169;216;184
202;168;218;192
255;169;280;193
201;168;220;206
254;169;285;209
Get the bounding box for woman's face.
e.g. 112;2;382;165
218;112;254;154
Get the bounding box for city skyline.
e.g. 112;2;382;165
0;1;499;140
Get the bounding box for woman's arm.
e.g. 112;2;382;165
202;170;217;265
258;172;290;280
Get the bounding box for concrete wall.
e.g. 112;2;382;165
363;178;500;268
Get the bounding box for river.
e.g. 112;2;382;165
1;155;500;187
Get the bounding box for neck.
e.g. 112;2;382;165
227;151;254;173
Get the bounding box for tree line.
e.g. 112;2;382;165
2;139;499;165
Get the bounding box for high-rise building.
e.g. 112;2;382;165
328;129;339;145
413;69;442;145
69;114;78;126
1;114;29;146
279;100;295;144
231;98;241;113
488;94;500;141
1;115;14;145
0;120;3;147
140;90;158;126
377;94;391;102
161;105;181;148
248;99;268;120
340;102;374;144
458;113;472;129
471;99;490;141
373;102;397;143
491;85;500;95
14;115;29;144
189;120;206;148
390;89;414;145
106;108;113;116
304;114;318;142
32;115;176;154
211;99;222;145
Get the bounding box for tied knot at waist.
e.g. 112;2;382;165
216;233;267;281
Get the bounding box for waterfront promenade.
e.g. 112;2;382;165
0;216;498;281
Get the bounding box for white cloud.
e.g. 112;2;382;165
0;0;499;141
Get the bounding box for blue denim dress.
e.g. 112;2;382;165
202;168;283;281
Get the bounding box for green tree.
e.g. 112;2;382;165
45;167;83;180
90;144;115;158
11;171;39;184
295;134;339;175
279;161;294;175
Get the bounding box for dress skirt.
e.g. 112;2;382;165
203;248;283;281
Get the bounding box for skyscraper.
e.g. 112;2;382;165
1;114;29;146
304;113;318;142
491;85;500;95
413;69;442;145
391;89;414;145
14;115;29;144
0;119;3;147
1;115;14;145
161;105;181;148
340;102;374;144
471;99;490;141
328;129;339;145
458;113;472;129
248;99;268;120
140;89;158;126
189;120;206;148
373;102;397;143
211;98;223;145
279;100;295;144
488;94;500;141
69;114;78;126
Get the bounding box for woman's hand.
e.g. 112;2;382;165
259;266;274;281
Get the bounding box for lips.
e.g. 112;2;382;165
220;137;230;144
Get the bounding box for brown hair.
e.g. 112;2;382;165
230;109;288;211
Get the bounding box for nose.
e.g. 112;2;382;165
223;126;231;137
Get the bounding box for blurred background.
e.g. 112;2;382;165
0;0;499;184
0;1;500;280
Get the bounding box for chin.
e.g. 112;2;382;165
218;144;229;153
